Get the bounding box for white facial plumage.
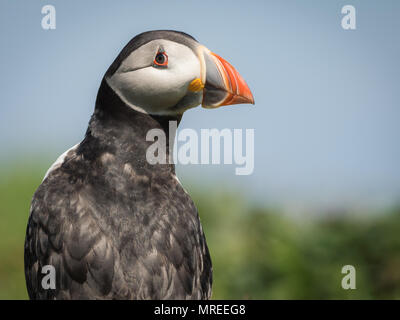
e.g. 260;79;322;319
106;39;202;115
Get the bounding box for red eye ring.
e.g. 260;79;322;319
153;52;168;67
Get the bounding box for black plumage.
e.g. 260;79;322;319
24;31;212;299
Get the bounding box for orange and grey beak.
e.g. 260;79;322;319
201;50;254;108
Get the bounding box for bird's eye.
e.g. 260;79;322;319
153;52;168;67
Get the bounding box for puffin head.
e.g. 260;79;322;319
105;30;254;116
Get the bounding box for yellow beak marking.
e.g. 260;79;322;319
188;78;204;92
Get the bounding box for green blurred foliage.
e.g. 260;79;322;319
0;164;400;299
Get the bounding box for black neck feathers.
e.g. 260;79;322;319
77;79;180;173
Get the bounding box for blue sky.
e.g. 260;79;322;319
1;0;399;211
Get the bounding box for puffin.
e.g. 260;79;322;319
24;30;254;300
